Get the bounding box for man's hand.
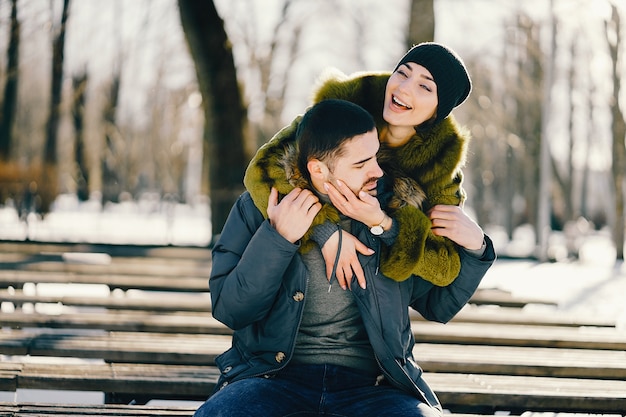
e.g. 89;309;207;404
321;230;374;290
267;187;321;243
428;204;484;250
324;180;384;227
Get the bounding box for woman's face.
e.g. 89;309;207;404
383;62;438;129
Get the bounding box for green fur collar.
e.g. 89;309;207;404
243;70;467;284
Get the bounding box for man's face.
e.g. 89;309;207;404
325;129;383;197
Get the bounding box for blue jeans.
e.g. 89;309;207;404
193;364;441;417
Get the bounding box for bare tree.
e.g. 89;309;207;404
242;0;303;150
101;73;122;203
508;13;544;235
71;70;89;201
44;0;70;166
406;0;434;46
606;4;626;259
537;0;556;261
178;0;247;239
0;0;20;161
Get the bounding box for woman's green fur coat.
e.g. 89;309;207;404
243;69;471;286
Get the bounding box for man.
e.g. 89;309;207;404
195;99;495;417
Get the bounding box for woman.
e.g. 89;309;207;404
244;42;480;288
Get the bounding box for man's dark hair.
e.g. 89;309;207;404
296;99;376;183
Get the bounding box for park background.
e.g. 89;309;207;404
0;0;626;409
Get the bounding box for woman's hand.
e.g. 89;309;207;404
324;180;385;228
321;230;374;290
428;204;484;250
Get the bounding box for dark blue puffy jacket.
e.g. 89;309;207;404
209;192;495;411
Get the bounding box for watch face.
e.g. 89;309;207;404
370;225;384;235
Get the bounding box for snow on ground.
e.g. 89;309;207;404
0;194;212;246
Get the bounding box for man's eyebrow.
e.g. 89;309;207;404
353;156;374;165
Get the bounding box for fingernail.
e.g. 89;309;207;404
323;183;329;191
367;248;375;254
337;180;344;187
360;282;366;289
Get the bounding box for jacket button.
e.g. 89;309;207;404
275;352;286;363
223;366;232;373
292;291;304;302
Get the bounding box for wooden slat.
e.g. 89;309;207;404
4;259;211;279
0;362;218;399
3;331;626;381
26;332;231;365
7;292;608;326
0;270;208;292
0;403;495;417
0;291;211;312
3;312;625;349
428;372;626;413
414;343;626;379
467;288;556;307
412;321;626;350
0;241;212;260
0;311;222;334
0;403;198;416
436;305;616;327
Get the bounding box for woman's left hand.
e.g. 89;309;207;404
428;204;484;250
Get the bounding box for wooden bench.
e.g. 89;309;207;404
1;240;626;414
2;330;626;380
0;403;503;417
0;402;198;416
1;360;625;414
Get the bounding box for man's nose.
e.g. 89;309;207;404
371;163;383;178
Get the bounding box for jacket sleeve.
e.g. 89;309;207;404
380;205;461;286
209;193;300;330
376;116;471;285
409;235;496;323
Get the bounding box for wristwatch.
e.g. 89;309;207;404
370;215;387;236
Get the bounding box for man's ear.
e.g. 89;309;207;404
307;159;328;181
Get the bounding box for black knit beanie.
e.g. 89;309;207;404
395;42;471;123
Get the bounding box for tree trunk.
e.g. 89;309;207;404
537;0;555;261
44;0;70;165
0;0;20;160
72;71;89;201
101;74;121;203
606;5;626;260
178;0;247;241
407;0;435;46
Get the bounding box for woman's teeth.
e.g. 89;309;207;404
392;95;412;109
